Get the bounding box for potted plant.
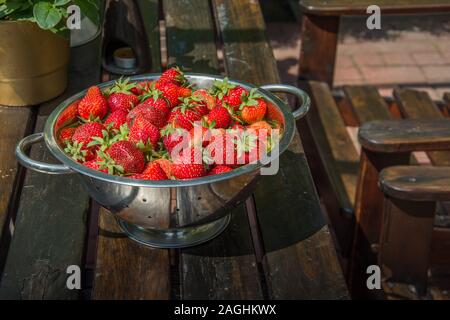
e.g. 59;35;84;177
0;0;99;106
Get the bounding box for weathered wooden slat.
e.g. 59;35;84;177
214;0;349;299
359;119;450;153
379;198;435;295
298;14;339;86
344;86;392;124
164;0;219;73
164;0;263;299
299;0;450;15
394;89;450;166
138;0;162;72
380;166;450;202
442;92;450;116
301;81;358;259
0;107;33;247
92;3;172;299
307;82;359;211
93;210;171;299
0;36;102;300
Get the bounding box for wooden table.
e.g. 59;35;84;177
298;0;450;86
0;0;348;300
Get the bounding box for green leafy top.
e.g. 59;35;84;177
239;88;262;110
0;0;100;38
208;77;236;100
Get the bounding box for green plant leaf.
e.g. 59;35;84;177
73;0;99;26
0;1;25;19
54;0;70;6
33;2;62;29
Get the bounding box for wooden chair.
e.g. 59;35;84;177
358;119;450;295
298;81;450;298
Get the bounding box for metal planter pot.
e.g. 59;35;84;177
15;74;310;248
0;21;69;106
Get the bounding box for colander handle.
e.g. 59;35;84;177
259;84;310;120
16;133;74;175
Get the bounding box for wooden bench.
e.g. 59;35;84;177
358;120;450;295
0;0;348;300
297;0;450;86
299;80;450;299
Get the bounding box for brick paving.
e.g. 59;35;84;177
266;14;450;101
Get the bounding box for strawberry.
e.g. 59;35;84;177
209;78;247;109
150;99;171;117
72;122;104;147
161;124;189;153
239;88;267;124
130;81;152;95
204;106;232;129
133;161;168;180
154;158;173;178
168;104;203;131
189;125;213;148
104;110;128;131
102;141;145;174
59;127;76;145
172;147;206;179
78;86;108;120
247;120;272;133
108;92;139;113
56;100;79;131
208;165;233;175
129;116;161;149
234;130;265;164
193;89;216;110
108;78;140;113
84;156;108;173
155;81;190;108
127;103;167;129
159;66;186;85
204;130;238;166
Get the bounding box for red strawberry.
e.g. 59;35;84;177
78;86;108;120
108;92;138;113
129;116;161;149
224;86;248;109
127;103;167;129
168;107;202;131
108;78;139;112
84;156;108;173
247;121;272;136
189;125;213;148
103;141;145;174
133;161;168;180
193;89;216;110
59;127;76;145
159;66;186;85
104;110;128;131
204;130;238;166
56;100;79;131
204;106;232;129
161;124;189;153
155;81;190;107
130;81;152;95
154;158;173;178
208;165;233;175
172;147;206;179
239;89;267;124
72;122;104;146
142;96;171;117
209;78;247;109
178;86;192;99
